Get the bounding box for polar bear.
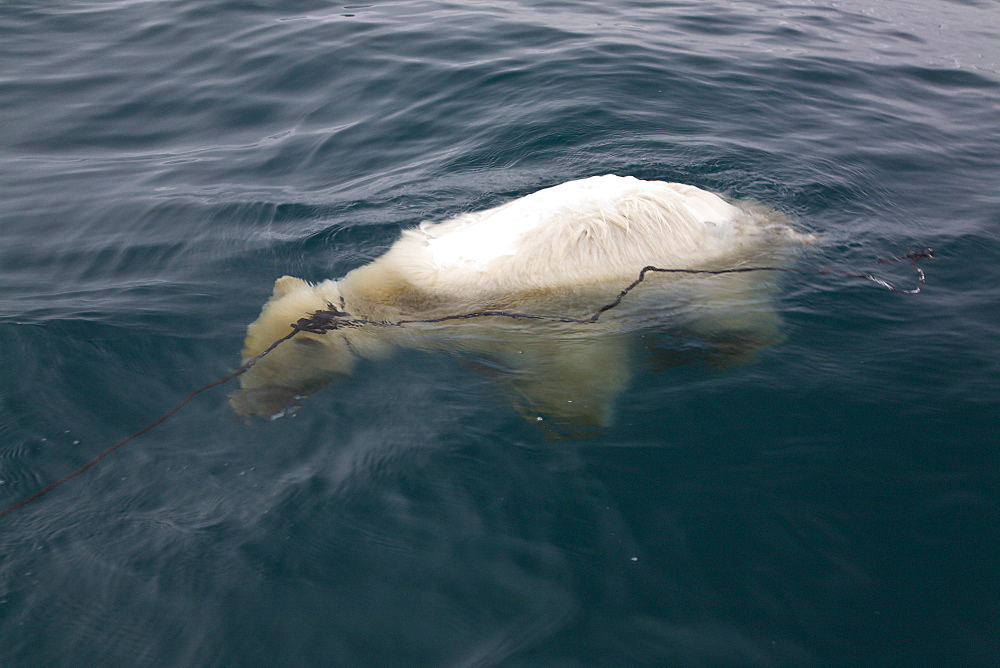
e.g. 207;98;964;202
231;175;806;430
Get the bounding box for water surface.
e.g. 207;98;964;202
1;0;998;664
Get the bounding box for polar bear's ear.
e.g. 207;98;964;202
272;275;308;299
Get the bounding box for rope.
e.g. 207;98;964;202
292;248;933;332
0;330;300;520
0;248;932;519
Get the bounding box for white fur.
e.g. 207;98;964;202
418;175;738;272
358;175;755;301
232;175;806;430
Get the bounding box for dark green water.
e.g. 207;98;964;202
1;0;998;665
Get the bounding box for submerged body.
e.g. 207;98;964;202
233;175;806;429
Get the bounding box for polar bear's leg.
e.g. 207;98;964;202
681;272;786;367
483;331;632;433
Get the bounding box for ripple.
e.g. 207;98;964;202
1;0;998;664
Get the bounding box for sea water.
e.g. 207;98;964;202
1;0;997;664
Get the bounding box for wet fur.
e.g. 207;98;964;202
232;175;807;429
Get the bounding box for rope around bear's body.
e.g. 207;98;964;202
290;248;932;333
0;248;932;519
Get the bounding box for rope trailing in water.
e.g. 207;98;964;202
0;330;299;520
0;248;932;519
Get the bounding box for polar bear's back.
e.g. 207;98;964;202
351;175;793;301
